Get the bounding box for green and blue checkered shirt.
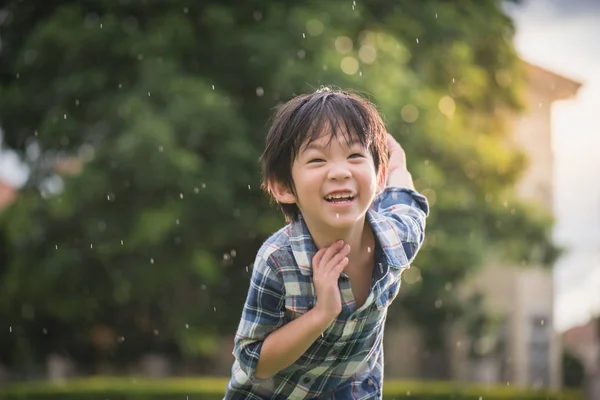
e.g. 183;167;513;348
225;187;429;399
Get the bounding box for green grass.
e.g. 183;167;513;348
0;377;583;400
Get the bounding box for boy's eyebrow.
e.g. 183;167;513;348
304;142;326;151
303;136;362;152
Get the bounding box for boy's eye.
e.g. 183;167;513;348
308;158;325;163
348;153;364;159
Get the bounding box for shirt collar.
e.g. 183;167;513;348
288;207;406;276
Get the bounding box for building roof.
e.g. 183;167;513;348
524;62;582;100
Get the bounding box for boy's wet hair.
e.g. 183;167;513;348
261;87;388;221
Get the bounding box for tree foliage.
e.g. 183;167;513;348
0;0;558;375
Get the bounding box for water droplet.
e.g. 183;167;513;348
246;266;249;272
176;219;180;225
43;328;47;334
201;183;206;189
256;87;264;96
416;38;419;44
183;7;188;13
212;85;215;90
100;23;103;28
118;336;125;343
121;240;124;245
185;324;189;329
201;284;207;290
150;258;154;264
55;245;58;250
158;145;164;152
148;92;151;96
75;99;80;105
452;78;455;83
302;33;306;38
194;187;199;193
214;307;217;312
153;329;159;335
223;254;230;261
118;84;122;89
540;319;545;326
180;193;184;199
230;250;237;257
16;73;19;79
248;185;251;190
64;114;67;119
9;326;11;333
90;244;93;249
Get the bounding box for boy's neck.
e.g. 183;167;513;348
307;216;375;266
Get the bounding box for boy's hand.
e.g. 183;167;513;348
386;133;414;189
311;240;350;321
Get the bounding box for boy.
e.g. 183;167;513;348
225;88;429;399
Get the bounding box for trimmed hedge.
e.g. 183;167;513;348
0;377;582;400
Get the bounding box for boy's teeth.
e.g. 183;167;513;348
325;193;353;200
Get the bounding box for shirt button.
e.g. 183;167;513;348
350;315;357;321
302;376;312;384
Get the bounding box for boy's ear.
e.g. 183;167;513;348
376;164;388;194
268;178;297;204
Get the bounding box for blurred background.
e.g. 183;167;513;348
0;0;598;399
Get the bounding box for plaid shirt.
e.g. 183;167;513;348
225;187;429;400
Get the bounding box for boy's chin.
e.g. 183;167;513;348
322;212;364;228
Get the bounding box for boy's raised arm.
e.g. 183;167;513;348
386;133;414;190
372;134;429;266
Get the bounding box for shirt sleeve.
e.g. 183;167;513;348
232;252;286;381
372;186;429;265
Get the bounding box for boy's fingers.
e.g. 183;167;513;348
312;248;326;271
325;244;350;271
321;240;343;265
333;257;349;276
387;134;405;156
387;133;400;149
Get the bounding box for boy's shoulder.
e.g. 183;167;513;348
255;223;295;267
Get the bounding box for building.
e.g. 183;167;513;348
384;62;582;388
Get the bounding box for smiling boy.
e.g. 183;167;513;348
224;88;429;399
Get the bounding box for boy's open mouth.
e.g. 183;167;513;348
324;193;355;204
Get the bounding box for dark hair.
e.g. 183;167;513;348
260;87;388;221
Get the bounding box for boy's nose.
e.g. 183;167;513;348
327;163;352;180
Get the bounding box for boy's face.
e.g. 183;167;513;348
276;127;380;230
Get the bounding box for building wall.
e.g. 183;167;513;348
454;65;577;389
384;64;579;389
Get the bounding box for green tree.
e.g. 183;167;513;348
0;0;558;376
